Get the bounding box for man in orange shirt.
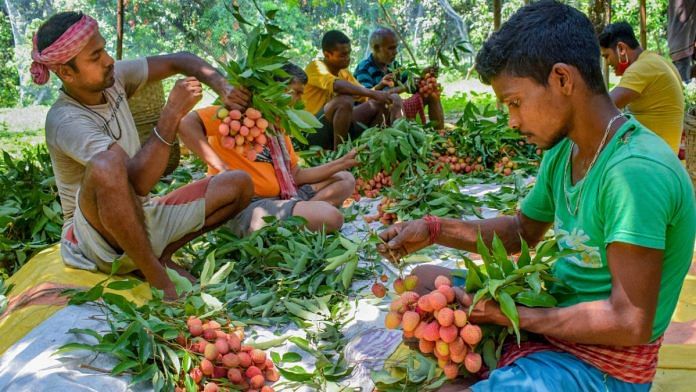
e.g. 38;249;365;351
179;64;357;235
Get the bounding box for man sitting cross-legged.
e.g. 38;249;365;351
303;30;403;150
354;27;445;130
34;11;254;299
178;64;357;236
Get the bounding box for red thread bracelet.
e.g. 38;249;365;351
423;215;441;244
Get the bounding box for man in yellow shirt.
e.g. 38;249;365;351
599;22;685;154
304;30;403;149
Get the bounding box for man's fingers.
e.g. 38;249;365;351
453;287;472;307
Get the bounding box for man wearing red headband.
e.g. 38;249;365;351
33;11;254;299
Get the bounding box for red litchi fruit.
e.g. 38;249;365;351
439;324;459;343
434;275;451;289
419;338;435;353
464;352;482;373
385;311;402;329
423;322;440;342
461;324;482;346
436;307;455;327
372;282;387;298
429;292;448;311
227;367;243;383
444;363;459;379
402;311;420;332
404;275;418;291
454;309;468;327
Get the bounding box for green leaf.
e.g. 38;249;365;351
166;268;193;296
130;363;157;385
476;232;501;279
341;257;358;289
106;279;142;291
68;284;104;305
112;359;138;375
497;291;521;344
481;338;498;371
517;237;531;267
526;272;542;294
532;238;558;264
492;234;515;276
54;342;96;356
277;366;313;382
200;251;216;286
487;279;505;297
286;109;322;129
208;262;235;285
282;352;302;362
161;345;181;376
469;287;490;314
515;291;557;308
463;258;484;292
200;293;223;310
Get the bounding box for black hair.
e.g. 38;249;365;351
370;27;397;49
475;0;606;94
36;11;84;69
282;63;307;84
321;30;350;52
598;22;640;50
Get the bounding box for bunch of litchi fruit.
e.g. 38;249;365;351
215;107;269;161
179;316;279;392
418;72;442;99
354;170;393;199
384;274;483;380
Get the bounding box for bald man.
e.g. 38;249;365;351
354;27;445;129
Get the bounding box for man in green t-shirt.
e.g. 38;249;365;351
377;2;695;391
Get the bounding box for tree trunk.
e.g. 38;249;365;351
116;0;124;60
493;0;502;32
639;0;647;48
588;0;612;87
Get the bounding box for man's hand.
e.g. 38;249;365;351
222;84;251;112
377;73;395;89
165;77;203;117
377;220;431;262
335;149;359;171
453;287;511;326
369;90;394;105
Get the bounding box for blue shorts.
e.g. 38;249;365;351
471;351;652;392
451;268;467;288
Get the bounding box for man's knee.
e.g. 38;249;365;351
216;170;254;203
326;95;354;114
335;171;356;191
323;205;344;232
389;93;403;107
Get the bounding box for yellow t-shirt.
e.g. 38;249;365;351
303;59;367;115
618;51;684;153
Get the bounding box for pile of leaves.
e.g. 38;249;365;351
0;145;62;276
59;258;279;391
439;96;542;175
366;173;482;224
181;217;374;324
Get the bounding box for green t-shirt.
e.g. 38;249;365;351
521;116;695;341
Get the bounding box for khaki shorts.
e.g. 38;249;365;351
225;184;316;237
60;177;210;274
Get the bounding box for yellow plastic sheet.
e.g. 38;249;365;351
0;245;151;354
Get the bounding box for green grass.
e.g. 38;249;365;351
0;124;44;156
